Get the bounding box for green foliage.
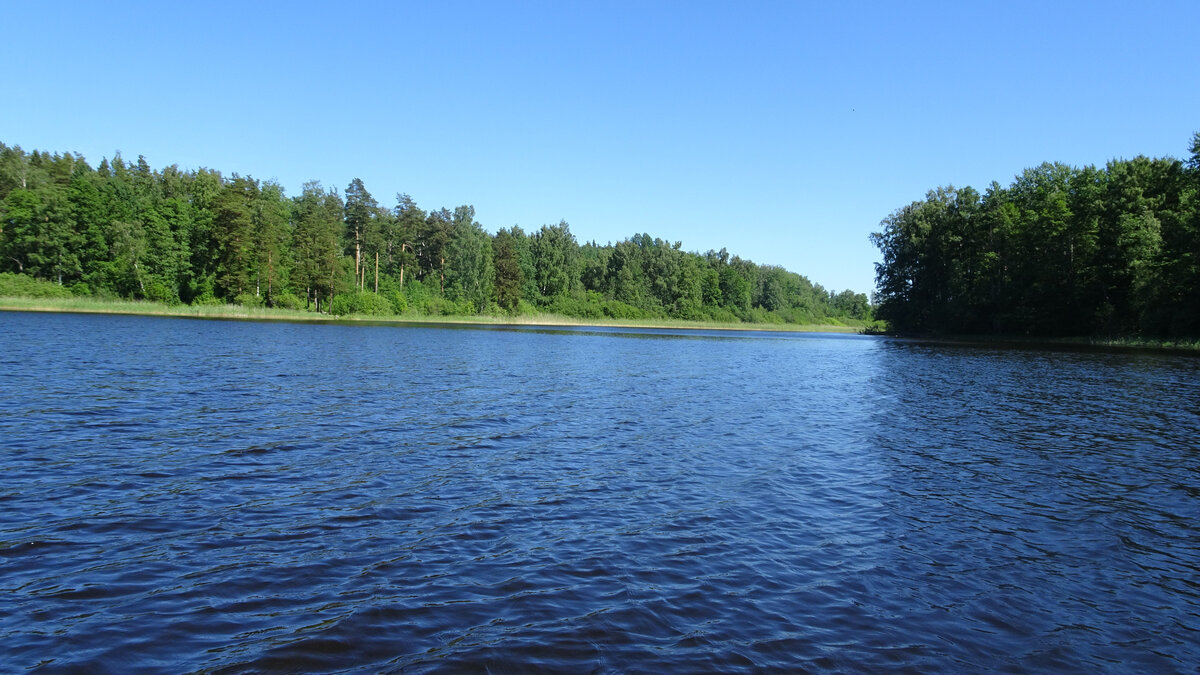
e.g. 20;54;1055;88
292;181;343;310
545;293;604;319
272;292;305;311
403;279;433;314
719;265;751;311
701;305;741;323
211;176;257;299
416;296;473;316
387;290;407;314
872;133;1200;338
144;279;178;305
601;298;646;319
831;289;871;319
492;227;524;310
742;306;785;324
776;306;816;325
444;206;494;312
330;291;395;316
0;272;73;298
531;221;577;299
0;139;873;327
191;293;224;306
234;292;264;308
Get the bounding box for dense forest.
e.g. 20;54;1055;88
0;143;869;325
871;133;1200;338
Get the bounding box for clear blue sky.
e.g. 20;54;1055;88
3;1;1197;295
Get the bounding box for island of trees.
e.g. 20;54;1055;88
0;143;870;326
871;133;1200;339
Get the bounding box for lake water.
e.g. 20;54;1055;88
1;311;1198;672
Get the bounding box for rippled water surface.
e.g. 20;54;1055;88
2;311;1198;672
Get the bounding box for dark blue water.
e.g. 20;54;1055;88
1;311;1198;672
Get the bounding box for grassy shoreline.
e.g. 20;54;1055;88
5;297;1194;350
0;296;871;334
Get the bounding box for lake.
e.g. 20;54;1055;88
1;311;1197;672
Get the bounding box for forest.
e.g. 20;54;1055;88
0;143;870;326
871;133;1200;338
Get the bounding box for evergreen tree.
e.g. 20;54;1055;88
344;178;377;290
211;176;257;299
492;227;524;311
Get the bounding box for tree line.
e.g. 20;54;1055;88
871;133;1200;338
0;142;870;324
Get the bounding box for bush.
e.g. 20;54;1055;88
546;294;604;319
191;294;224;306
330;291;395;316
143;279;179;305
671;300;706;322
387;290;407;314
703;305;741;323
776;307;815;325
184;277;217;305
0;273;73;299
234;292;265;308
272;292;305;310
404;280;432;314
424;297;473;316
742;306;784;324
601;299;645;320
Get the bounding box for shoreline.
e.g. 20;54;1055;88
0;297;868;335
5;298;1193;350
876;331;1200;354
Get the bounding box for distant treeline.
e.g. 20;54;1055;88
871;133;1200;338
0;143;869;324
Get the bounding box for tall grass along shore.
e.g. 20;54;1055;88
0;295;872;334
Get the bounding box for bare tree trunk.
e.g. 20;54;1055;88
375;252;379;293
398;243;411;288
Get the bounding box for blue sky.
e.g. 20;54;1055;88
3;1;1197;295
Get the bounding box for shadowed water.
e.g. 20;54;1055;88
1;312;1197;672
